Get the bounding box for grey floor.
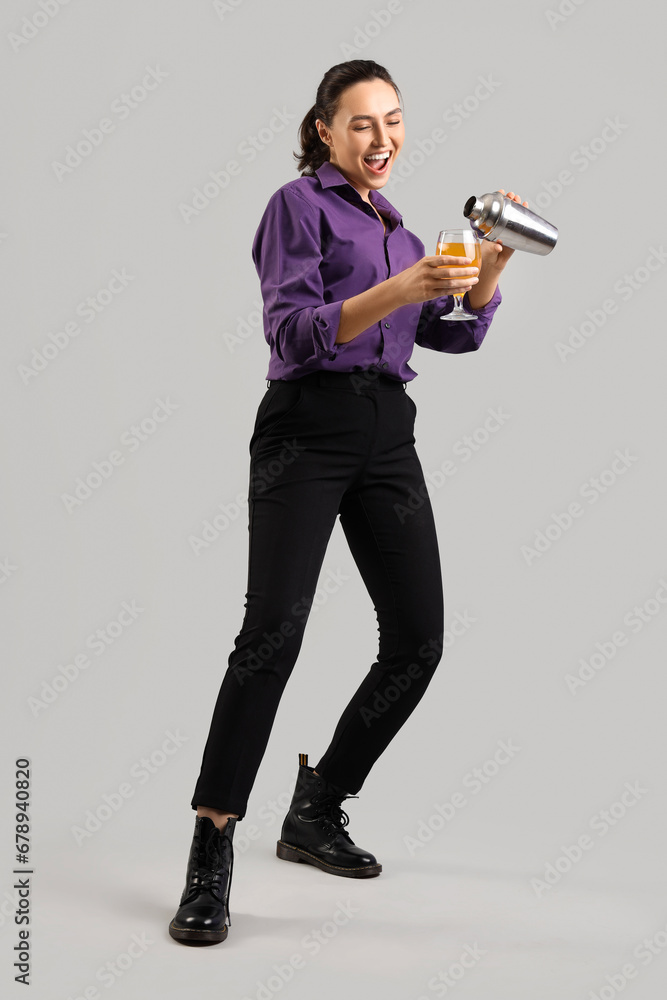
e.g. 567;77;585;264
28;795;665;1000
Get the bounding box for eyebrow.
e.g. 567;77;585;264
348;107;402;122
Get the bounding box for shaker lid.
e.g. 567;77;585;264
463;191;506;239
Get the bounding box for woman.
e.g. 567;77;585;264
169;59;528;945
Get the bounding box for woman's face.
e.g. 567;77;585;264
316;78;404;200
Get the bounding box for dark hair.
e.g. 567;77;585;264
294;60;402;176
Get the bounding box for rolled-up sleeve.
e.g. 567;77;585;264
251;187;352;366
415;283;502;354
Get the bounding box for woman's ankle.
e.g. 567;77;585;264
196;806;239;831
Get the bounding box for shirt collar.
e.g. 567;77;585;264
315;160;402;230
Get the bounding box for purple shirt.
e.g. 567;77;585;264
251;160;502;382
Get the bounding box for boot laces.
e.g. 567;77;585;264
310;789;359;837
183;825;234;925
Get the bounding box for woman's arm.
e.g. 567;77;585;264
252;185;510;360
252;188;354;365
466;263;500;310
336;254;481;344
415;285;502;354
335;275;405;344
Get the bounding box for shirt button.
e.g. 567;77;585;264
384;322;391;329
381;361;389;369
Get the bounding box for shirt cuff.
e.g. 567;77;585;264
312;300;353;359
462;282;502;317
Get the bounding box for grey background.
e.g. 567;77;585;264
2;0;665;996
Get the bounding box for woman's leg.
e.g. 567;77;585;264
314;387;445;792
190;382;349;820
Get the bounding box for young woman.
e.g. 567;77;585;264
169;59;528;945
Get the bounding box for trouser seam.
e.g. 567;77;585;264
320;489;402;772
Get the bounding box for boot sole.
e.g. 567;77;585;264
276;840;382;878
168;920;228;944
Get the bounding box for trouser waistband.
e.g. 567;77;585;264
268;370;406;391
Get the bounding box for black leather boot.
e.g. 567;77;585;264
169;814;237;944
276;753;381;878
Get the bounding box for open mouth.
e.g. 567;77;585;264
363;152;391;175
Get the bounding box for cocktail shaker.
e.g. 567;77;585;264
463;191;558;255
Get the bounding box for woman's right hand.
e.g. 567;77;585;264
393;255;479;305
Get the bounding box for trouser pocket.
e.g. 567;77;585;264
249;381;306;453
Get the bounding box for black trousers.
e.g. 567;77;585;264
190;369;445;820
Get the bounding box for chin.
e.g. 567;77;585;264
373;171;392;188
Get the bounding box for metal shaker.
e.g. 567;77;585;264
463;191;558;255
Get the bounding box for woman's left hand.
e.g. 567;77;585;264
479;189;529;273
